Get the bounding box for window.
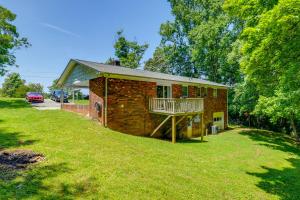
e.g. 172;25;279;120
182;86;188;98
197;87;208;97
213;117;222;122
213;88;218;98
196;87;201;97
205;87;208;96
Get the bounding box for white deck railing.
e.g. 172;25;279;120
149;98;204;114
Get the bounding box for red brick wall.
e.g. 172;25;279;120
172;85;197;98
172;84;182;98
89;77;105;124
171;84;228;136
188;86;197;98
89;78;227;138
203;88;228;129
89;77;158;136
106;78;157;136
62;104;89;116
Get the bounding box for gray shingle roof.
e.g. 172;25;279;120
73;59;228;88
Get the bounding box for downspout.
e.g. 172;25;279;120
227;88;229;128
104;76;108;127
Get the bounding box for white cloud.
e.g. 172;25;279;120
40;22;80;38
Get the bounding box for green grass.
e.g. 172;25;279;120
73;99;89;105
0;98;299;200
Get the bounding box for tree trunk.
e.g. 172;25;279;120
290;118;299;142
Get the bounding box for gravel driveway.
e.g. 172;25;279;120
31;99;61;110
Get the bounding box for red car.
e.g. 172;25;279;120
26;92;44;103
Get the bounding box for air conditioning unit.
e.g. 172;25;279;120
211;125;218;134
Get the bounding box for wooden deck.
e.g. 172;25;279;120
149;98;205;143
149;98;204;115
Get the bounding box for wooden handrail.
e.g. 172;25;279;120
149;98;204;114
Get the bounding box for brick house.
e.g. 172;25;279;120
57;59;228;143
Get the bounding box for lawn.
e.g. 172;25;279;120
0;98;299;200
73;99;89;105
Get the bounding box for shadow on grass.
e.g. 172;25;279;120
239;129;299;156
0;128;38;149
0;129;99;199
0;99;30;109
240;129;300;200
178;139;207;144
0;162;100;199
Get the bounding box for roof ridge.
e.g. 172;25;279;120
72;58;228;87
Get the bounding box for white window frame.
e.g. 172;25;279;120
182;85;188;98
213;88;218;98
196;87;201;97
157;85;172;98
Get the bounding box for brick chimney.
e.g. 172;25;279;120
112;60;120;66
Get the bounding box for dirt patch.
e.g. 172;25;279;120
0;149;45;169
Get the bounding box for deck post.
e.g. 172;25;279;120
72;89;75;103
201;112;204;142
60;89;64;108
172;115;176;143
172;100;175;114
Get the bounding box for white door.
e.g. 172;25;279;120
213;112;224;130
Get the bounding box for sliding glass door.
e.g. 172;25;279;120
156;85;172;111
157;85;171;98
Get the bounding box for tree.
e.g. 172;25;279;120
1;72;25;97
225;0;300;138
105;57;115;65
151;0;242;84
0;6;30;76
15;84;29;98
114;30;148;68
158;21;195;77
230;80;259;123
144;46;172;74
48;79;59;93
27;83;44;93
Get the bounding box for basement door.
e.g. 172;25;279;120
213;112;224;130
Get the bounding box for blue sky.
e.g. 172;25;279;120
0;0;173;91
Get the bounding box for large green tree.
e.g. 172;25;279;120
15;84;29;98
1;72;25;97
0;6;30;76
114;30;148;68
144;46;172;74
225;0;300;138
158;21;195;77
148;0;242;84
27;83;44;93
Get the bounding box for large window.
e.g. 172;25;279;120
197;87;207;97
182;86;188;98
203;87;208;97
196;87;201;97
157;85;171;98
